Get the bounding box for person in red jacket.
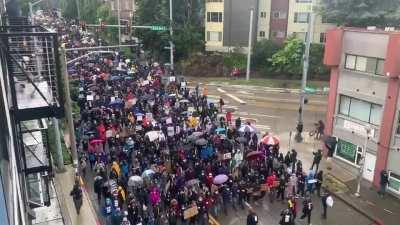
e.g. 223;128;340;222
267;173;277;203
226;111;233;126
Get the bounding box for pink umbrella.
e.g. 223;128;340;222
213;174;228;185
90;139;104;145
261;134;279;145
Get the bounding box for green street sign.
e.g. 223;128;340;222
151;26;168;31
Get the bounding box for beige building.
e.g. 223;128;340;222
108;0;136;21
205;0;335;52
286;0;335;43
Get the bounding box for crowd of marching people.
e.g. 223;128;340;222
36;10;333;225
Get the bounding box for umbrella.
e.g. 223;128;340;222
109;99;124;108
90;139;103;145
261;134;279;145
124;76;134;81
246;151;264;160
215;127;226;134
179;99;190;103
185;178;200;187
236;136;247;143
128;175;143;187
213;174;228;185
239;125;256;133
141;94;154;101
85;130;96;135
142;169;155;178
145;131;161;142
110;75;122;81
195;138;208;146
169;93;176;97
192;131;203;137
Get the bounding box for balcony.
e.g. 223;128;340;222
0;23;64;121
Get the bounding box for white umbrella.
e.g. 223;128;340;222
142;169;155;178
145;131;160;142
128;175;143;187
239;124;256;133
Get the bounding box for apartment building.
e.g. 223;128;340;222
324;27;400;198
205;0;334;52
286;0;334;43
108;0;136;21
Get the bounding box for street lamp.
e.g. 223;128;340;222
354;125;372;197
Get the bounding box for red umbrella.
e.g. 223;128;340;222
246;151;264;160
90;139;104;145
261;134;279;145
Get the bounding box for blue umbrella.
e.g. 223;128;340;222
110;76;122;81
215;127;226;134
109;99;123;108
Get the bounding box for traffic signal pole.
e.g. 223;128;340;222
295;12;315;143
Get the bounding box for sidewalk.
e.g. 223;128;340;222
281;131;400;225
55;165;100;225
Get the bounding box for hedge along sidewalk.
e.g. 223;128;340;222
186;76;329;90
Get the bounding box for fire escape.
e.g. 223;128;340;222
0;16;64;208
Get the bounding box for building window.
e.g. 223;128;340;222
260;12;267;18
207;31;222;42
396;111;400;134
344;54;385;75
336;139;358;164
294;12;310;23
259;31;265;37
272;30;285;38
339;95;382;125
388;171;400;194
319;33;326;43
272;11;287;19
207;12;223;22
293;32;307;41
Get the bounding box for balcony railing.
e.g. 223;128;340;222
0;22;64;120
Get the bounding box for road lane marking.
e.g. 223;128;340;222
236;111;281;119
217;88;226;93
226;93;246;104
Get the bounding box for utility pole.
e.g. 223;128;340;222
246;9;254;81
118;0;121;47
169;0;174;72
60;48;79;170
29;2;33;23
295;12;315;142
76;0;80;20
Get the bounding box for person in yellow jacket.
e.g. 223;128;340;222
111;161;121;178
117;186;126;206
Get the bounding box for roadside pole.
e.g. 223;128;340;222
169;0;174;71
117;0;121;47
60;48;79;170
246;9;254;81
355;126;371;197
52;117;65;171
295;12;315;142
75;0;80;20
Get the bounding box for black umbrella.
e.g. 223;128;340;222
236;136;247;143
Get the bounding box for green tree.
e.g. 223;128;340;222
271;37;304;77
252;39;280;72
320;0;400;27
309;43;329;79
223;48;247;70
59;0;78;19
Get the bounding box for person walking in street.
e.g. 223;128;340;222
321;191;333;219
70;179;83;215
310;149;322;173
94;174;104;203
279;209;295;225
246;208;258;225
300;197;313;225
315;170;323;196
378;170;389;197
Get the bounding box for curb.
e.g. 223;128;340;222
326;173;384;225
